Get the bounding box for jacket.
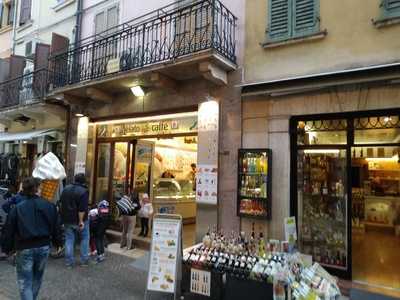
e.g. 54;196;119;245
1;195;62;253
139;202;154;219
2;192;25;214
59;183;89;225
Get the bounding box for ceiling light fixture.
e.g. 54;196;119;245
75;113;85;117
131;86;145;97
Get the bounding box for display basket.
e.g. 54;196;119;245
40;180;59;201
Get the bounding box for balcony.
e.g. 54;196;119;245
50;0;237;94
0;68;49;109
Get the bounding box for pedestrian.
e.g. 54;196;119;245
2;185;24;214
59;173;90;267
138;193;153;237
0;177;62;300
117;190;140;250
90;200;110;263
88;207;98;257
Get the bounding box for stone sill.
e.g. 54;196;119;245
52;0;76;12
0;25;12;34
373;15;400;28
261;30;327;49
17;20;33;33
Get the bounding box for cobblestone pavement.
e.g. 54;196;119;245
0;249;153;300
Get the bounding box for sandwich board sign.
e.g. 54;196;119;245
145;214;182;300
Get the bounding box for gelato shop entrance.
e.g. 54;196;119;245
92;112;198;246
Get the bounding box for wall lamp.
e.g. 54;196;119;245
131;86;145;97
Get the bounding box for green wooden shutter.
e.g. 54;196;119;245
268;0;291;41
293;0;319;37
383;0;400;17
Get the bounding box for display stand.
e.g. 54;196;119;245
145;214;183;300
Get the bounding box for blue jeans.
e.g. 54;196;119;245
16;245;50;300
64;221;89;266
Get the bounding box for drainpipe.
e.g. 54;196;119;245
74;0;83;47
11;0;19;54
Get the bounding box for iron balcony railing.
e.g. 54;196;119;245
0;69;49;109
50;0;237;89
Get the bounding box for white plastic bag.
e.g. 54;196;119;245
32;152;66;180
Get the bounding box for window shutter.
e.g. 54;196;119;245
94;11;105;35
383;0;400;17
8;1;15;25
0;2;4;28
106;6;118;31
19;0;31;25
268;0;291;41
293;0;319;37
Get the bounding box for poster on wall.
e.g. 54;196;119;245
146;216;181;295
196;164;218;205
74;161;85;175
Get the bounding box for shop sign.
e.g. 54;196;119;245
146;215;182;296
190;268;211;296
106;57;120;74
97;116;198;138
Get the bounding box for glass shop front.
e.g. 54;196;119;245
290;109;400;289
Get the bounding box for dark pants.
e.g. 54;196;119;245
140;217;149;237
92;218;108;255
16;245;50;300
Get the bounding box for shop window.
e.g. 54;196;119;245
354;116;400;144
267;0;320;42
297;119;347;145
297;148;348;270
96;143;111;202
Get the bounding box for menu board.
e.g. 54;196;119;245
196;164;218;205
147;216;181;294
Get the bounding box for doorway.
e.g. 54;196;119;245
93;135;198;248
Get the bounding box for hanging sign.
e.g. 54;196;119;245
146;214;182;298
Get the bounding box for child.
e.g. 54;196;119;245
88;207;98;257
90;200;110;263
139;193;153;237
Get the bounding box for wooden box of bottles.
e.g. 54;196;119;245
237;149;272;219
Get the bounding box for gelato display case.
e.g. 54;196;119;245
153;178;196;224
237;149;272;219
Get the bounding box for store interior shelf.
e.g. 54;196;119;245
239;196;268;201
238;212;269;219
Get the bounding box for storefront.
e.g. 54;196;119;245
290;108;400;288
80;103;220;246
0;128;65;189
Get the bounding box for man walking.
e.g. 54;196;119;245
1;177;62;300
59;173;90;267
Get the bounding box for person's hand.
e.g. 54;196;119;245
79;221;84;231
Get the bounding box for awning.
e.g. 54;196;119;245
0;129;59;142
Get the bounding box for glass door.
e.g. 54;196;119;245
95;143;111;202
297;148;348;271
132;140;155;199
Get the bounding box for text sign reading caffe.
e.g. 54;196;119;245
97;116;198;138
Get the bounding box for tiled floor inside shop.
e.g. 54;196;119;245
352;227;400;291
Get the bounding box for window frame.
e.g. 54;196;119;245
267;0;320;43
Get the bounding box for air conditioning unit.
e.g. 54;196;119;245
25;40;37;58
20;62;34;104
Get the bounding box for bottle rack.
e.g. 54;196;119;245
237;149;272;219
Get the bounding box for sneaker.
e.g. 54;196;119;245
65;264;74;269
96;254;106;263
80;261;89;267
127;245;135;250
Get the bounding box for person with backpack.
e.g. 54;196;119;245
89;200;110;263
59;173;89;268
1;177;62;300
117;190;140;250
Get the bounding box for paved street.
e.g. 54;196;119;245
0;246;151;300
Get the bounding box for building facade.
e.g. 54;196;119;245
0;0;78;189
0;0;14;59
242;0;400;290
49;0;245;244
